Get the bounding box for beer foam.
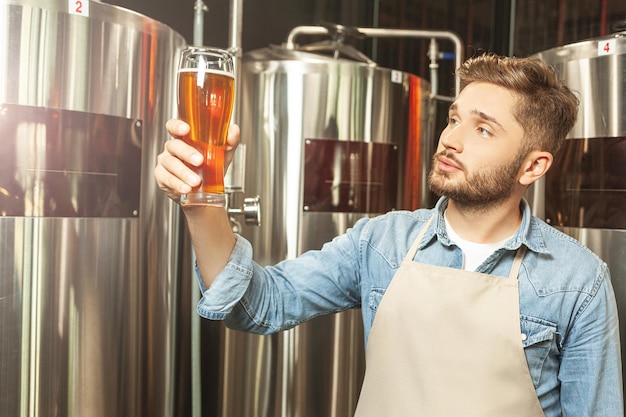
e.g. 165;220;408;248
178;68;234;78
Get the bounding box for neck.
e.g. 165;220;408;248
445;197;523;243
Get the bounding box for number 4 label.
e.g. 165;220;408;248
598;39;616;56
69;0;89;17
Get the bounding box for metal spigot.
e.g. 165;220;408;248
228;195;261;228
224;144;260;231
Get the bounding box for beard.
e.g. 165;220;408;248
428;149;527;210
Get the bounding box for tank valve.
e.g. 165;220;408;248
228;196;261;227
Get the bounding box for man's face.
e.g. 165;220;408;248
428;82;528;209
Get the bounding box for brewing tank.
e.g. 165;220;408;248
0;1;188;416
533;32;626;399
203;42;434;416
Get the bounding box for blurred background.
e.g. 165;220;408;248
108;0;626;105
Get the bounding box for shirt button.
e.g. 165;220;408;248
521;333;528;341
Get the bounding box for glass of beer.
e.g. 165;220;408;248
177;47;235;206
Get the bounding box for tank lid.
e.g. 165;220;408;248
244;43;378;67
533;30;626;59
245;22;378;66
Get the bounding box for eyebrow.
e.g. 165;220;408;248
449;103;507;132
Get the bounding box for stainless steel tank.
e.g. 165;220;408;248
205;43;433;417
533;32;626;400
0;1;187;416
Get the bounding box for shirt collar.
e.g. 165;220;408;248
422;196;550;254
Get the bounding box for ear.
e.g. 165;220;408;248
518;151;553;186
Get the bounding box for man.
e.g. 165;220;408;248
154;54;623;416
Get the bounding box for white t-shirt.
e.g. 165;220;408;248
444;213;515;271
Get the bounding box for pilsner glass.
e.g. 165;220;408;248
177;47;235;206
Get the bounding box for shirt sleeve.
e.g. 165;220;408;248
196;233;255;320
195;218;367;334
558;263;624;416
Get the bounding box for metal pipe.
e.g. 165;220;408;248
509;0;517;55
284;25;329;47
428;38;439;96
191;3;208;417
356;27;463;96
224;0;244;192
193;0;208;46
228;0;243;123
285;25;464;96
191;9;210;416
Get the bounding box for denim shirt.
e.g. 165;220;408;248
197;197;624;417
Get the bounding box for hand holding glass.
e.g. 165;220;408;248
177;47;235;206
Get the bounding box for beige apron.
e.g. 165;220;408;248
354;217;545;417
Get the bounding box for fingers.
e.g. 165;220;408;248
225;124;241;150
166;119;190;139
154;140;203;201
224;124;241;168
155;120;242;203
154;119;201;202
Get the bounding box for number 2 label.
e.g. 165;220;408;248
598;39;616;56
69;0;89;17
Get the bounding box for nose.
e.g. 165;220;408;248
438;123;464;153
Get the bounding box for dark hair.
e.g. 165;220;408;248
456;54;579;155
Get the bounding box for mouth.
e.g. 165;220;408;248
436;154;463;173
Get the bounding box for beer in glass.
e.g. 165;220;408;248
177;47;235;206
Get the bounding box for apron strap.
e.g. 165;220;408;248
403;215;528;280
403;215;435;262
508;245;527;279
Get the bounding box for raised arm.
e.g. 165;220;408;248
154;119;240;287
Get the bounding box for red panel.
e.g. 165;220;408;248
303;139;399;214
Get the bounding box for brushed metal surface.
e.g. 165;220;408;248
0;1;187;416
0;217;141;416
535;33;625;139
238;46;433;266
205;45;433;417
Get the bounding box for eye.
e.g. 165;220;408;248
477;126;492;137
447;116;460;127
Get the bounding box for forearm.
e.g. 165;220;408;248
182;205;236;288
196;219;366;331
